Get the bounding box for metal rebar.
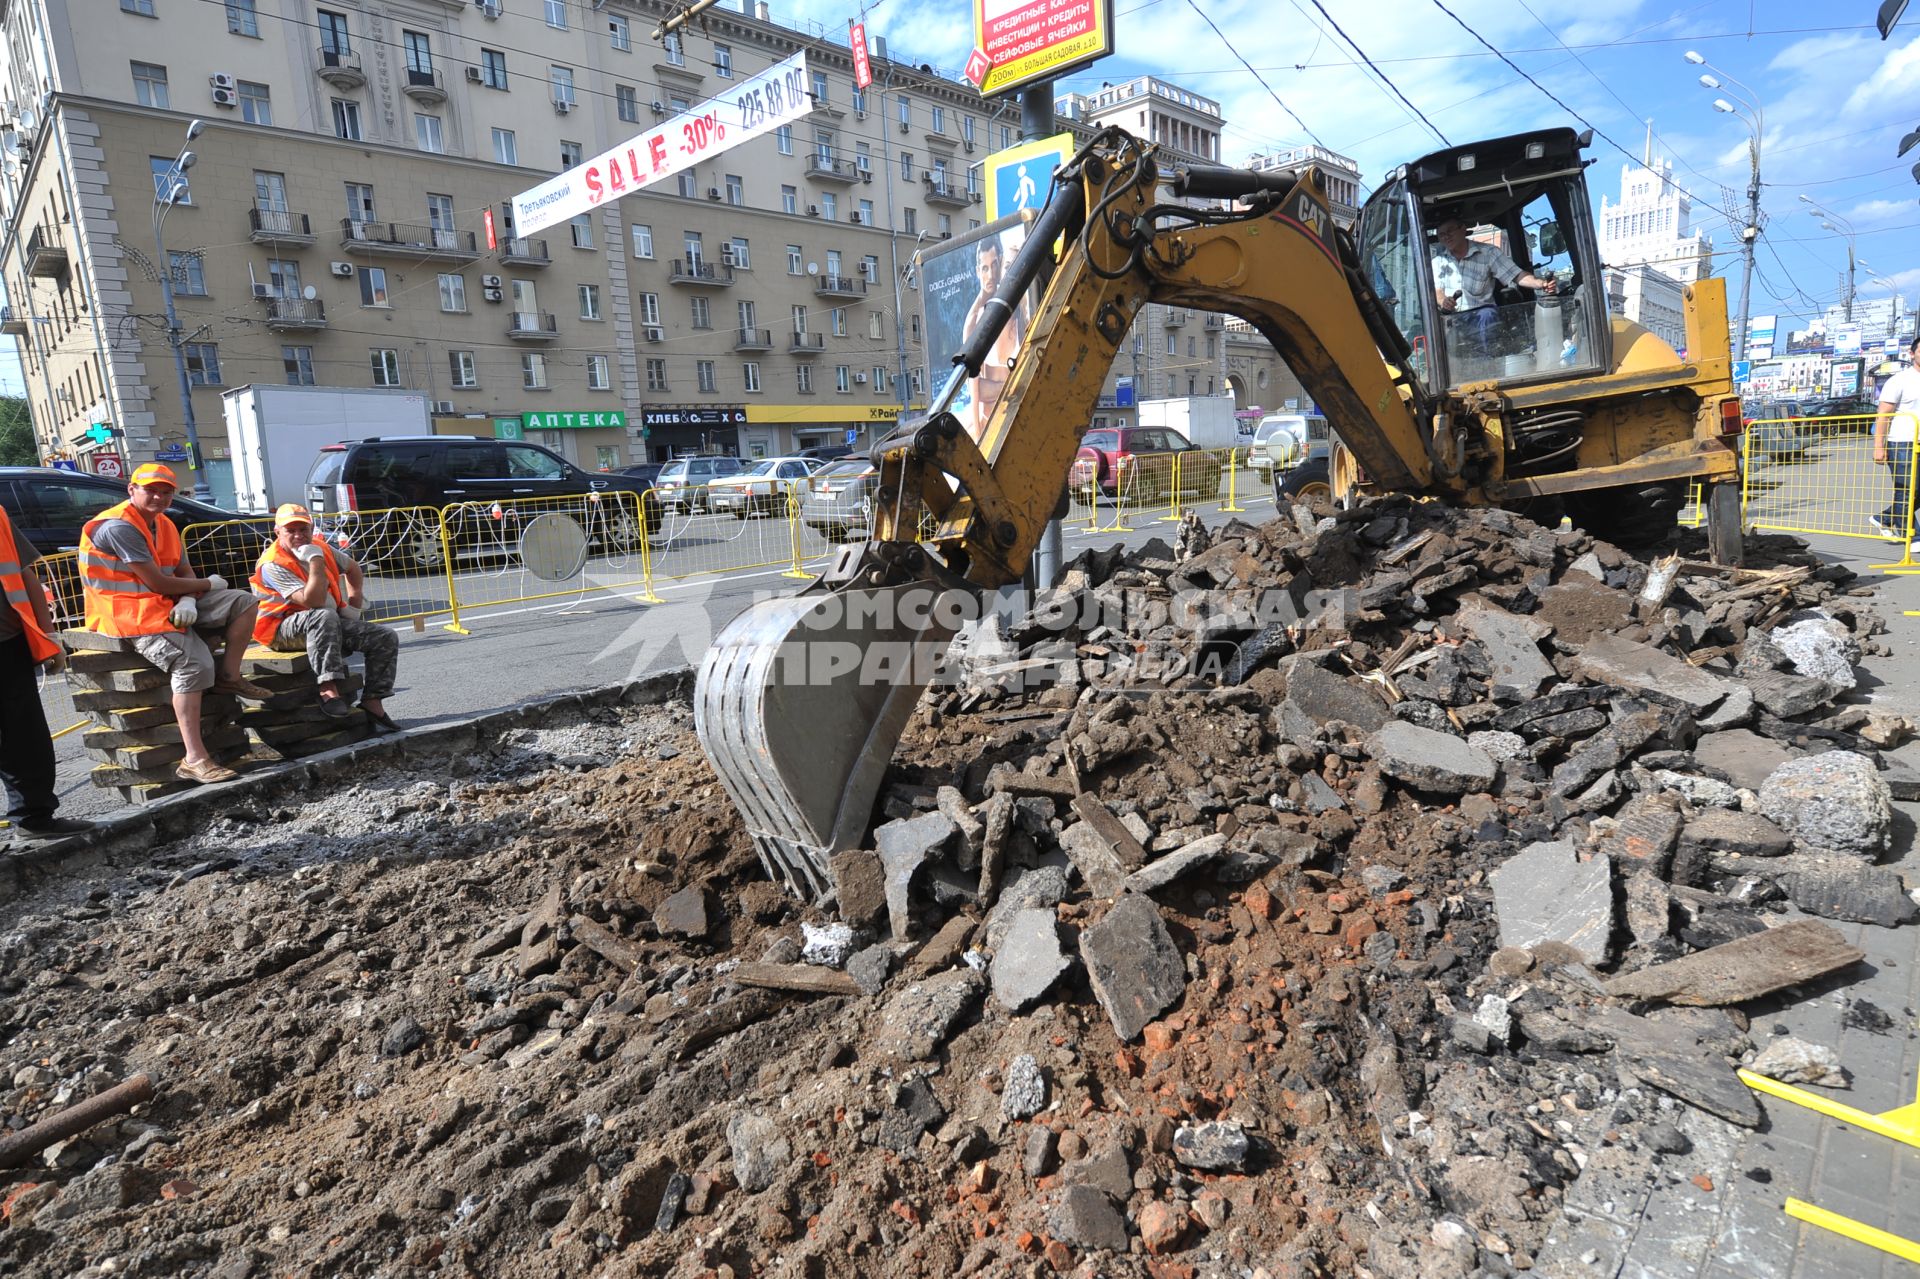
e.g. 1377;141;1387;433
0;1073;155;1171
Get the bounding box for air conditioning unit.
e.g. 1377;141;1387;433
210;72;237;90
476;0;501;17
251;282;271;298
651;101;666;115
853;372;869;384
433;400;455;413
211;87;238;107
899;121;910;133
963;142;974;153
854;109;867;120
464;67;485;84
329;261;354;277
482;286;503;302
720;247;737;266
806;204;819;217
481;273;502;287
860;170;872;184
644;325;664;342
553;98;573;114
850;212;862;224
707;187;722;201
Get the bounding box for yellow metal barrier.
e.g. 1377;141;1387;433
1220;447;1247;513
32;548;85;632
647;478;833;588
436;490;655;624
1741;413;1920;570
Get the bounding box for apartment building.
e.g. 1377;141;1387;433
0;0;1044;489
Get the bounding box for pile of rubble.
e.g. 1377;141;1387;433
1;497;1913;1279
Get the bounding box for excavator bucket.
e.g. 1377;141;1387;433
695;575;960;900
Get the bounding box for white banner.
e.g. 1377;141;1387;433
512;51;813;236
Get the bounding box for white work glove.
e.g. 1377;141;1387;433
338;604;364;622
204;574;228;593
294;544;326;565
168;595;199;629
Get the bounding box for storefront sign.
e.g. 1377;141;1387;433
642;407;747;429
745;404;907;424
521;410;628;430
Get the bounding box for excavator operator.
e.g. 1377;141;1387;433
1430;215;1559;362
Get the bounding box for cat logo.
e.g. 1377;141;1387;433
1293;193;1326;242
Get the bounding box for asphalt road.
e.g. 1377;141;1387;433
33;486;1280;820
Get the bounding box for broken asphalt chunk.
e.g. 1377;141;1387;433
1079;895;1186;1043
1602;920;1865;1006
1489;841;1611;965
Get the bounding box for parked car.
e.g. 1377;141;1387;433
706;457;822;518
653;455;747;514
0;466;273;623
798;443;858;462
616;461;665;489
1067;427;1223;503
800;459;878;542
304;436;660;571
1805;397;1875;429
1245;413;1330;480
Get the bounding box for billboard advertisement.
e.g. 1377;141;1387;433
1834;326;1863;356
1745;314;1777;360
972;0;1115;98
513;52;812;235
918;213;1037;451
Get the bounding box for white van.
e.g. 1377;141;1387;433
1246;413;1330;479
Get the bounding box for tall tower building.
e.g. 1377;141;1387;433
1595;130;1713;351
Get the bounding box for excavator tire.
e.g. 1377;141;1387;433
1275;458;1332;502
1567;482;1685;549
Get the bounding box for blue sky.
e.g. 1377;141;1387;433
3;0;1909;395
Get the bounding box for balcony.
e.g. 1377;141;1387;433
1204;314;1225;329
922;177;976;209
805;154;861;184
498;237;551;267
314;46;365;89
248;207;315;248
667;258;734;287
263;297;327;330
341;220;479;262
814;274;868;300
26;225;66;278
401;66;447;104
1163;309;1188;327
734;326;774;351
789;331;825;355
0;307;24;336
507;310;558;341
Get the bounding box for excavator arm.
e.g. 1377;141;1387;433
697;128;1451;898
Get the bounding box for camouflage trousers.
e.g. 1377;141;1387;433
269;610;399;699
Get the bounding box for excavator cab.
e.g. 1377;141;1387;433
1359;127;1610;391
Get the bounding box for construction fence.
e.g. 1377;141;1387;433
1739;412;1920;570
1076;446;1260;533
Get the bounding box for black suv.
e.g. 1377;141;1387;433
0;467;272;622
305;437;661;570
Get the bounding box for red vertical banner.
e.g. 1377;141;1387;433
850;20;873;90
483;207;497;251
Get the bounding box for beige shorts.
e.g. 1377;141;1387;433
129;588;256;695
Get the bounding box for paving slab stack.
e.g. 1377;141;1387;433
235;647;373;760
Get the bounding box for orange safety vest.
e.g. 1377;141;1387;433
78;501;183;638
0;506;59;663
250;540;344;645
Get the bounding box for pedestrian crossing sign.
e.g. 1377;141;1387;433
985;133;1076;222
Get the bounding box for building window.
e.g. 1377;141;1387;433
963;115;975;146
183;343;221;386
787;245;803;275
742;362;761;393
631;224;653;258
903;207;916;235
608;13;630;49
169;252;206;295
318;8;349;54
492;128;517;165
791;303;808;332
235;80;271;124
776;125;792;155
403;29;432;76
796;364;813;393
482;49;507;89
283;345;316;386
449;350;477;388
862;254;878;283
545;0;567;29
150;156;190;203
714;44;733;78
901;151;914;181
550;66;575;106
931;105;945;133
523;353;549;388
937;213;951;236
873;366;888;394
897;96;911;127
360;266;390;307
677;172;697;198
810;70;828;103
859;199;874;225
852;86;866;114
855;143;871;174
727;237;750;269
226;0;258;36
696;360;717;392
869;310;884;341
372;349;401;387
332;99;361;141
781;186;798;215
690;296;711;328
579;283;600;319
617;85;638;122
561;140;584;170
821;193;837;221
664;32;684;65
122;0;156;13
345;182;375;224
835;365;851;393
725;174;743;205
831;308;847;337
132;61;169;109
646;358;668;390
569;213;592;247
586;355;610;389
438;273;466;312
416;113;444;153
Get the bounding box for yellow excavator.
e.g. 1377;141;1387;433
696;125;1746;899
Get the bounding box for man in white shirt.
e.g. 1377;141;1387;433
1431;216;1560;362
1872;335;1920;541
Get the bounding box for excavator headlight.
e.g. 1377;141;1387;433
1525;142;1546;160
1457;154;1475;171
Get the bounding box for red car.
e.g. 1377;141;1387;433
1068;426;1224;503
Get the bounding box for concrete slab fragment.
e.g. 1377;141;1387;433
1573;633;1738;713
1490;840;1612;964
1602;920;1865;1006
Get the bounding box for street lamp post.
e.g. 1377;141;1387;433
1686;52;1763;363
1799;195;1858;322
152;119;213;500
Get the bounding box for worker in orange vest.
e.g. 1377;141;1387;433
2;503;94;839
78;463;274;785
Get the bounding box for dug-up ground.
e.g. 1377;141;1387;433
3;495;1917;1279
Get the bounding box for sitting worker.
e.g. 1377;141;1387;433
250;504;401;734
1430;215;1559;361
78;463;275;785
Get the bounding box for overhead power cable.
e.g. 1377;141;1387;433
1303;0;1450;146
1181;0;1330;151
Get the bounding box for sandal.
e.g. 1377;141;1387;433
175;759;238;785
362;705;403;734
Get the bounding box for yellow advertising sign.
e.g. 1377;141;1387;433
973;0;1115;98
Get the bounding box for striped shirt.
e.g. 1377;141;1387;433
1431;240;1524;311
